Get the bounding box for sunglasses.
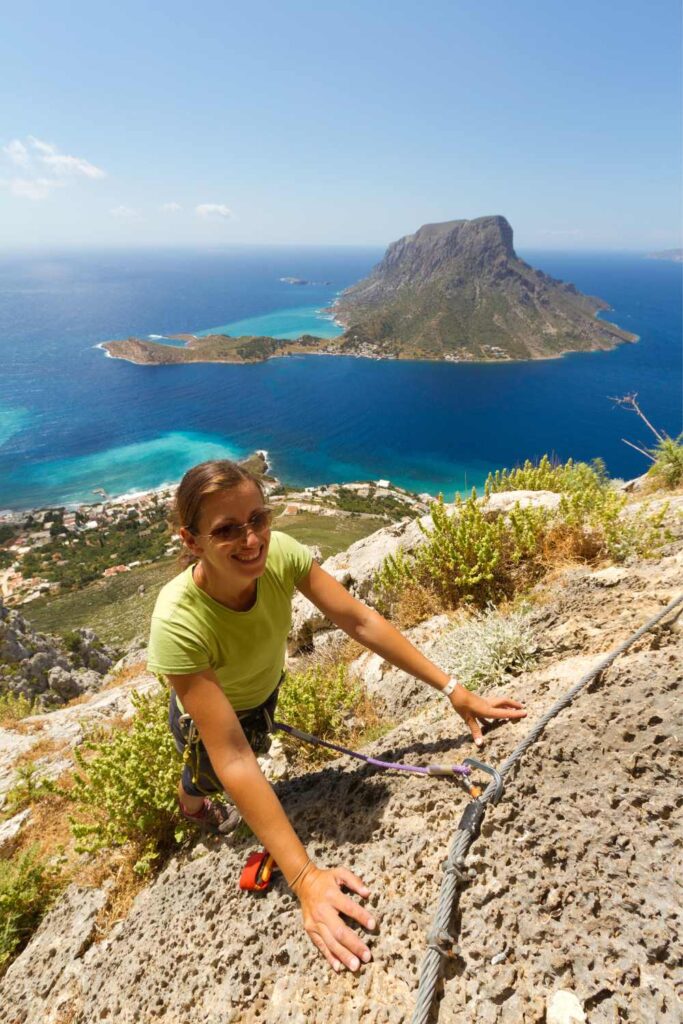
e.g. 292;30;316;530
193;507;274;545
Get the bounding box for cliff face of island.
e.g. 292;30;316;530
102;215;637;366
334;216;637;360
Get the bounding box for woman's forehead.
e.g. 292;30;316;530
200;482;263;526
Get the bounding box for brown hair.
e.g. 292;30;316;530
174;459;265;565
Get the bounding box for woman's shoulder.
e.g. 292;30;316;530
266;531;313;584
268;530;307;560
151;565;194;621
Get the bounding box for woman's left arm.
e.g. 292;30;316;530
297;562;526;748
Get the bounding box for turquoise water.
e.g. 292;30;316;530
0;247;680;510
8;432;241;505
0;406;30;449
200;303;343;341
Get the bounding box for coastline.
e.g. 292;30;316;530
0;450;273;519
101;328;639;369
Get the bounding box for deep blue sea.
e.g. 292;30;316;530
0;246;680;511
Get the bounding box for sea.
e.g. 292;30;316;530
0;246;680;511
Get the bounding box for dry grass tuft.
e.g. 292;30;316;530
540;522;605;566
13;737;70;770
88;846;150;941
101;661;149;691
392;583;443;629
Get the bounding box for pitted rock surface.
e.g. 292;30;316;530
1;502;682;1024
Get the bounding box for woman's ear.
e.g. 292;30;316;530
179;527;202;558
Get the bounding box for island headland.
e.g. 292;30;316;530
101;216;637;366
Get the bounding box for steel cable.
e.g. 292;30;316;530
411;591;683;1024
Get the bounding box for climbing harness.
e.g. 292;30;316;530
410;591;683;1024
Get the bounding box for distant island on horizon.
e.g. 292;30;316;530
102;216;638;367
645;249;683;263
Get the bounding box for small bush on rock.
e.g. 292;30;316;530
484;455;608;497
375;474;669;620
64;686;189;874
375;491;549;614
648;435;683;489
278;663;363;763
4;760;52;816
0;846;60;970
433;607;538;691
0;691;36;726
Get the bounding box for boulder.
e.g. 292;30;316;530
46;665;82;700
482;490;562;516
0;597;116;707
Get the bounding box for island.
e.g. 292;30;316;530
102;332;341;365
333;216;637;361
645;249;683;263
101;215;637;366
279;277;333;285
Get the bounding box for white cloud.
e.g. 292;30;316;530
196;203;232;219
0;135;106;200
162;201;182;213
3;140;30;168
110;205;138;219
8;177;64;200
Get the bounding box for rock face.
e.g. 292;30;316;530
0;663;159;812
2;498;682;1024
0;598;116;707
334;216;637;360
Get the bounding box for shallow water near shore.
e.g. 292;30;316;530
0;246;680;510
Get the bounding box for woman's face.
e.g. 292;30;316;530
187;481;272;584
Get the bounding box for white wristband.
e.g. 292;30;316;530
441;677;459;698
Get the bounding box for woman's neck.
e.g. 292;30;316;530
192;561;258;611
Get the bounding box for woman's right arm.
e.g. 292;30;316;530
167;670;376;973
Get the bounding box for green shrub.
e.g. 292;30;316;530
375;491;549;614
484;454;608;496
3;761;52;816
0;691;36;726
613;394;683;490
278;663;362;761
0;846;59;970
64;686;188;874
375;475;669;619
647;435;683;489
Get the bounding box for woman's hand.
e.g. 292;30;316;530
294;864;376;973
450;688;527;748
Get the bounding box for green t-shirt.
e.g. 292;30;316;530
147;531;313;711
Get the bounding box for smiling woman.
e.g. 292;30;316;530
146;458;526;975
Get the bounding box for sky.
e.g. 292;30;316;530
1;0;681;250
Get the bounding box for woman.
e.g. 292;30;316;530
147;459;526;975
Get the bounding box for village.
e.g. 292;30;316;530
0;476;429;607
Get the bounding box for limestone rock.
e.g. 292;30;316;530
546;990;586;1024
0;807;31;851
0;884;108;1023
0;597;116;707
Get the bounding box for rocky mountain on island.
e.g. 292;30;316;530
334;216;638;361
